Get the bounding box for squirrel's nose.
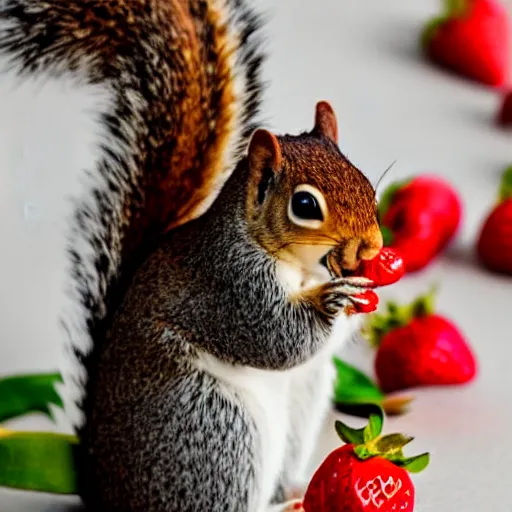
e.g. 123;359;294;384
340;226;383;270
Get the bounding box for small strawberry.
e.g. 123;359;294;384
346;290;380;316
354;247;406;287
379;175;462;273
476;166;512;275
303;408;429;512
421;0;510;87
496;90;512;127
365;287;477;393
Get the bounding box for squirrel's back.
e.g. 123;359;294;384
0;0;265;429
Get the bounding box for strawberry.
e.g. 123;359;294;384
303;408;429;512
421;0;510;87
497;90;512;127
346;290;380;316
477;166;512;274
365;288;477;393
354;247;405;287
379;175;462;273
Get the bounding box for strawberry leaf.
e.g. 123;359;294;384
332;357;384;407
377;179;408;221
363;408;384;442
0;429;78;494
335;419;366;446
363;285;439;347
0;372;64;423
396;452;431;473
499;166;512;202
444;0;469;16
410;285;438;317
375;433;414;454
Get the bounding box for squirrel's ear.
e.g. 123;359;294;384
247;129;282;208
248;129;282;174
313;101;338;144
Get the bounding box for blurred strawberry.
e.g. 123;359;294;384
303;408;429;512
497;90;512;126
477;166;512;274
364;287;477;393
421;0;510;86
378;175;462;272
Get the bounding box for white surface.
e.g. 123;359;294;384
1;0;512;511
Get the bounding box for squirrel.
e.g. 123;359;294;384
0;1;383;511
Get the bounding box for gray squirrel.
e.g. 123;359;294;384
0;0;382;510
81;107;383;511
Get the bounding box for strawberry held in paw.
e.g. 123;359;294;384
354;247;405;287
477;166;512;275
365;288;477;393
379;175;462;273
303;408;429;512
422;0;510;86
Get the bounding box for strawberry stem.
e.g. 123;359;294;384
499;166;512;202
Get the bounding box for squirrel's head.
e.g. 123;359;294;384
246;101;383;274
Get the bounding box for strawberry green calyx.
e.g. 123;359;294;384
380;226;394;246
421;0;470;49
334;408;430;473
499;166;512;202
377;178;409;221
363;285;438;348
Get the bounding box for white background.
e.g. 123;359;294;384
1;0;512;510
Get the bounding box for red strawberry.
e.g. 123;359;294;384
354;247;405;287
497;90;512;126
303;408;429;512
346;290;380;316
365;288;477;393
379;175;462;273
477;166;512;274
421;0;510;86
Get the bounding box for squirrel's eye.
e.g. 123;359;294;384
291;191;323;221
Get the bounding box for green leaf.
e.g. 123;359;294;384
396;452;431;473
410;284;438;318
0;373;64;423
499;166;512;202
335;420;366;446
375;433;414;454
363;408;384;442
332;357;384;407
0;429;78;494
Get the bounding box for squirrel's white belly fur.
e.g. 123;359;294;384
197;257;359;509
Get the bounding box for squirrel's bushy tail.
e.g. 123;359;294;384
0;0;266;431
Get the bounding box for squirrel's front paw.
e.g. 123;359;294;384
319;277;373;318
